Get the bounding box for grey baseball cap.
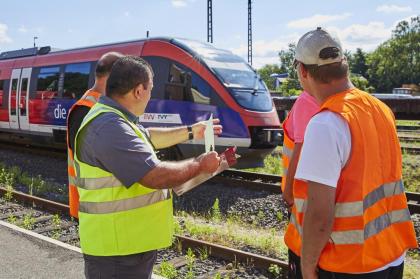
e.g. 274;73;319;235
295;27;344;66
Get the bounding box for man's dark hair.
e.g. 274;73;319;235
303;60;349;84
106;56;153;97
95;52;124;78
300;46;348;84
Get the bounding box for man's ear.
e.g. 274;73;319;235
299;64;308;79
133;84;143;99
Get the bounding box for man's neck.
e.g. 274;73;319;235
313;78;354;104
90;79;107;95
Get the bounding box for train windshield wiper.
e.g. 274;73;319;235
252;76;260;95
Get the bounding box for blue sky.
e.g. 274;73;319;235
1;0;418;68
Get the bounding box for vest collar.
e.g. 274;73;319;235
99;96;139;124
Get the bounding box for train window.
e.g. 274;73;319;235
190;72;211;105
165;64;192;101
63;63;90;99
142;56;168;100
10;79;18;115
20;78;28;116
165;63;211;105
144;56;221;106
35;67;60;99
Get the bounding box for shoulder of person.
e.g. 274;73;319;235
89;112;135;135
310;110;343;125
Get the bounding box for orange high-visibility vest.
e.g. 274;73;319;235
66;90;101;218
281;110;310;263
281;114;308;194
284;88;418;273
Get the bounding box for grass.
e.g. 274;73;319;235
402;154;420;192
0;162;67;202
174;211;419;278
243;150;282;175
396;120;420;126
404;257;420;279
175;211;288;260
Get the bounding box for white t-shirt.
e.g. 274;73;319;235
295;111;351;188
295;110;405;271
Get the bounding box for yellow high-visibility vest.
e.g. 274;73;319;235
74;103;173;256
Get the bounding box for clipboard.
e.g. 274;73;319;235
172;147;239;196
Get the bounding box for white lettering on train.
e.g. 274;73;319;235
139;113;182;124
54;104;67;120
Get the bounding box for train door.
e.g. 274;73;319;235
8;68;31;130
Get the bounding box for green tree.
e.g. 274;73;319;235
367;16;420;92
350;48;368;78
278;43;301;95
350;74;373;92
279;43;298;80
257;64;282;91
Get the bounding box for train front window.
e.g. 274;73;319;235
207;58;271;111
175;38;272;111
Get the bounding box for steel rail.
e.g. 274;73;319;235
0;187;288;270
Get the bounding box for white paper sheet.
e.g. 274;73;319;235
204;114;215;153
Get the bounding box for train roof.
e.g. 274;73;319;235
0;37;222;61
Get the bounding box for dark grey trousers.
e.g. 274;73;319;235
288;250;404;279
83;250;157;279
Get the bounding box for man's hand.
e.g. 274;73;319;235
282;184;294;208
192;118;223;140
196;151;221;173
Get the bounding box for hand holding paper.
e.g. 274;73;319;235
172;146;239;196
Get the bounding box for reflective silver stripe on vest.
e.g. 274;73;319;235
79;189;170;214
282;145;293;158
363;181;404;210
290;208;411;245
77;176;123;190
84;95;97;103
364;208;411;240
294;198;306;213
290;179;411;245
68;175;77;186
334;201;363;217
330;230;364;244
68;155;74;165
294;180;404;219
289;212;302;235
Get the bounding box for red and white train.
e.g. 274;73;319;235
0;38;281;168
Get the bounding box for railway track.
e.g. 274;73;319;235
397;125;420;132
398;135;420;143
213;170;420;215
0;187;288;277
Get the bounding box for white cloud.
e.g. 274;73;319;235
287;13;351;29
124;11;130;17
0;23;12;44
18;25;27;33
327;21;392;51
229;34;300;69
172;0;187;7
376;4;412;13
